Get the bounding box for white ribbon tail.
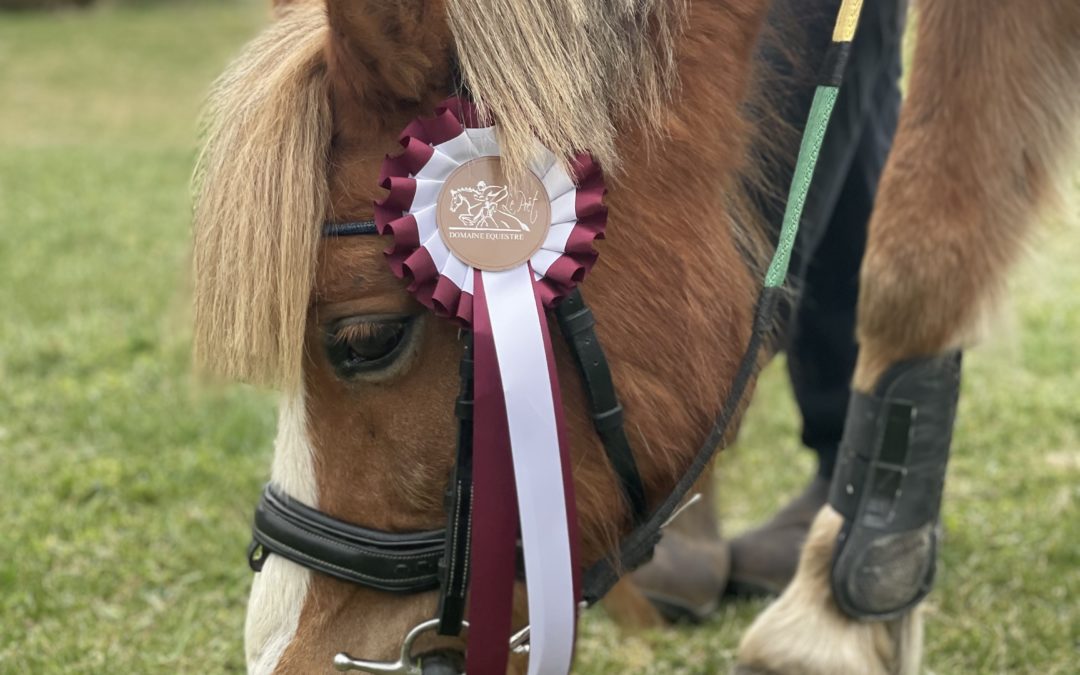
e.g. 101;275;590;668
481;265;576;675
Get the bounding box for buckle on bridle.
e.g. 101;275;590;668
334;601;588;673
334;618;466;673
332;618;533;674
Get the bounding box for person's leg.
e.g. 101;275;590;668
791;24;903;481
727;0;906;596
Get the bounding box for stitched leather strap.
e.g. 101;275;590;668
250;485;445;593
436;333;475;635
555;289;649;525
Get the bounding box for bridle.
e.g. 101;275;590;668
249;217;777;670
243;0;864;668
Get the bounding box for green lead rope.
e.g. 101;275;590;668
764;0;863;288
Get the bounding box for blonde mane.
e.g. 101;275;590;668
191;1;700;388
192;3;330;389
446;0;686;172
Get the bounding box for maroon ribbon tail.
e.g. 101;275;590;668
465;271;519;674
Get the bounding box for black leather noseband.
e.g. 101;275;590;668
250;485;444;593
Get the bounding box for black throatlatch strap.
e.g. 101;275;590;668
827;352;962;620
554;289;649;525
249;485;444;593
436;333;475;635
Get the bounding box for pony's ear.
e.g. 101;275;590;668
324;0;454;107
192;4;331;390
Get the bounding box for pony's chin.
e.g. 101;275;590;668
244;556;311;675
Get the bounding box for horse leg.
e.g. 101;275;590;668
736;1;1080;673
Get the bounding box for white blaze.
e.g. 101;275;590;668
244;389;318;674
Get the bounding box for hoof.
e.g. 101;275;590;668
600;577;665;630
735;507;925;675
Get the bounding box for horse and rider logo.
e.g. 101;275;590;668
448;180;540;233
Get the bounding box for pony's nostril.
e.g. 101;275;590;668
419;651;466;675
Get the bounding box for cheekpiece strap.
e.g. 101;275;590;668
554;289;649;524
436;333;476;636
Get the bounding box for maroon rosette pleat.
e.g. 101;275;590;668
534;153;607;307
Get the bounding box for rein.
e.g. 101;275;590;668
246;0;866;668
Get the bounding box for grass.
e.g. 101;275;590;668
0;3;1077;673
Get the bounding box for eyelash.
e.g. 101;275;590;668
323;315;417;379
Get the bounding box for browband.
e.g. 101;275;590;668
324;220;379;237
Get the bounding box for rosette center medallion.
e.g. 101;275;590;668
436;156;551;271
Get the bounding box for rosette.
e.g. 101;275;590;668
373;97;607;675
374;97;606;324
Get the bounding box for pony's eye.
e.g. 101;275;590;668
324;316;416;378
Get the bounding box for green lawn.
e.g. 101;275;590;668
1;3;1077;673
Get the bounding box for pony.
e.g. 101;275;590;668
191;0;1079;673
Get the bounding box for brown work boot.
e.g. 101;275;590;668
631;528;731;623
630;468;731;623
726;474;830;597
